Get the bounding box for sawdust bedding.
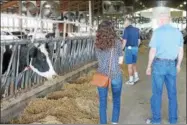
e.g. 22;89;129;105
12;45;148;124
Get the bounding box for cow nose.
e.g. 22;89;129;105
52;75;57;79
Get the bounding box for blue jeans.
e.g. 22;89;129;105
151;59;178;124
124;47;138;64
97;75;123;124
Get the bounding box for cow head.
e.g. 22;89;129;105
28;43;57;79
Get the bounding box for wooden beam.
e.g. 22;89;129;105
60;0;69;11
60;0;89;11
1;1;18;11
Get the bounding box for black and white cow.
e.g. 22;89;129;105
2;43;57;79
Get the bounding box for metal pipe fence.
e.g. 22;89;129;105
0;37;96;99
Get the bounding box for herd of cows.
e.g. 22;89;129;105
1;30;96;93
140;28;153;40
1;30;95;77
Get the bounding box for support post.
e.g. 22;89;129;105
63;23;67;39
89;0;92;33
19;0;22;37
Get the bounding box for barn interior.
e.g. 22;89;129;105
0;0;186;124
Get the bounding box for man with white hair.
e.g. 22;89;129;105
146;7;184;124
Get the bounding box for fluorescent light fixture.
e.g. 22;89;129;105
184;2;186;5
170;8;175;11
148;8;152;12
45;4;51;8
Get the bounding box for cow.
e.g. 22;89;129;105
1;33;61;98
1;43;57;79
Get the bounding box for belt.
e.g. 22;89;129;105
155;58;176;61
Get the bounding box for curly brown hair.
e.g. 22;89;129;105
95;20;117;50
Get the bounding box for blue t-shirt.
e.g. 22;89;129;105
122;25;140;47
149;24;184;60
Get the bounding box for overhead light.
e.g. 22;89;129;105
184;2;186;5
170;8;175;11
45;4;51;8
140;2;142;5
180;4;183;7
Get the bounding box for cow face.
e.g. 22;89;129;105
29;44;57;79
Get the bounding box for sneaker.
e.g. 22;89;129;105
134;77;140;83
146;119;152;124
125;80;135;85
146;118;161;124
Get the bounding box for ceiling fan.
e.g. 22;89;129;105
63;11;76;21
78;11;88;23
22;1;38;17
41;1;61;19
102;1;124;14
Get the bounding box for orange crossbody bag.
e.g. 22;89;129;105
91;48;113;88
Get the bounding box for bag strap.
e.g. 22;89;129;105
108;47;114;77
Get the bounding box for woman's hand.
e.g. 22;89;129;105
119;56;124;64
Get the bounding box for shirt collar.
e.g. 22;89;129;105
162;24;171;27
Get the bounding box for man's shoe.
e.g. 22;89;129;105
125;80;135;85
146;119;153;124
134;77;140;83
146;118;161;124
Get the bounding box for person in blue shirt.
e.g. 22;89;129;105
122;18;141;85
146;13;184;124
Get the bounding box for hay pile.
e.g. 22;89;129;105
14;70;100;124
13;56;139;124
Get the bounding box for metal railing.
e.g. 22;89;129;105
0;37;96;99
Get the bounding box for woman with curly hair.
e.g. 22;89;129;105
95;20;124;124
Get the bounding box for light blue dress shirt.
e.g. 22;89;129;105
149;24;184;60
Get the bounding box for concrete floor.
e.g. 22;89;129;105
109;46;186;124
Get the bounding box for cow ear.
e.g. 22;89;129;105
29;47;37;57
